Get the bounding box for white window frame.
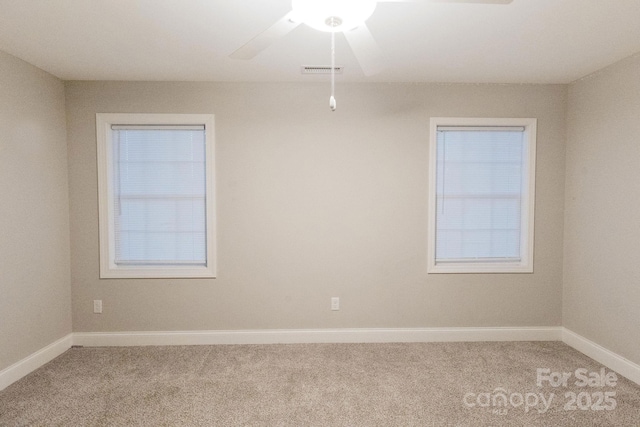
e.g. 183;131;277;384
427;117;536;274
96;113;216;279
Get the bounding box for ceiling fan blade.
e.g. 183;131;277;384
379;0;512;4
343;23;385;77
230;11;301;60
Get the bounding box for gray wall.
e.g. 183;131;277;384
0;51;71;371
65;81;566;333
564;53;640;365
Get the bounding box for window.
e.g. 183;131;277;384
428;118;536;273
96;113;216;278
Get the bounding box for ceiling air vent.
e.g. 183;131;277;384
301;66;344;75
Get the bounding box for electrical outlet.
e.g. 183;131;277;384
93;299;103;314
331;297;340;311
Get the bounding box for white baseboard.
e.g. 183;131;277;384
9;327;639;392
0;334;73;391
562;328;640;386
72;326;562;347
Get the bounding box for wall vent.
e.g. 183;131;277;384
301;66;344;75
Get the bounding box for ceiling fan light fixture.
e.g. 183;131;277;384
291;0;377;33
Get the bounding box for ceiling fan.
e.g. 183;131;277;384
230;0;512;110
230;0;512;73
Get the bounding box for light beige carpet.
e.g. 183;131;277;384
1;341;639;426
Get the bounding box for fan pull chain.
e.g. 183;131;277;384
329;21;337;111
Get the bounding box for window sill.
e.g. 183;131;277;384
427;263;533;274
99;265;216;279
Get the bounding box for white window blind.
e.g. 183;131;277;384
112;125;207;266
434;126;526;264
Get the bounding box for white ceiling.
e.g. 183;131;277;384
1;0;640;84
